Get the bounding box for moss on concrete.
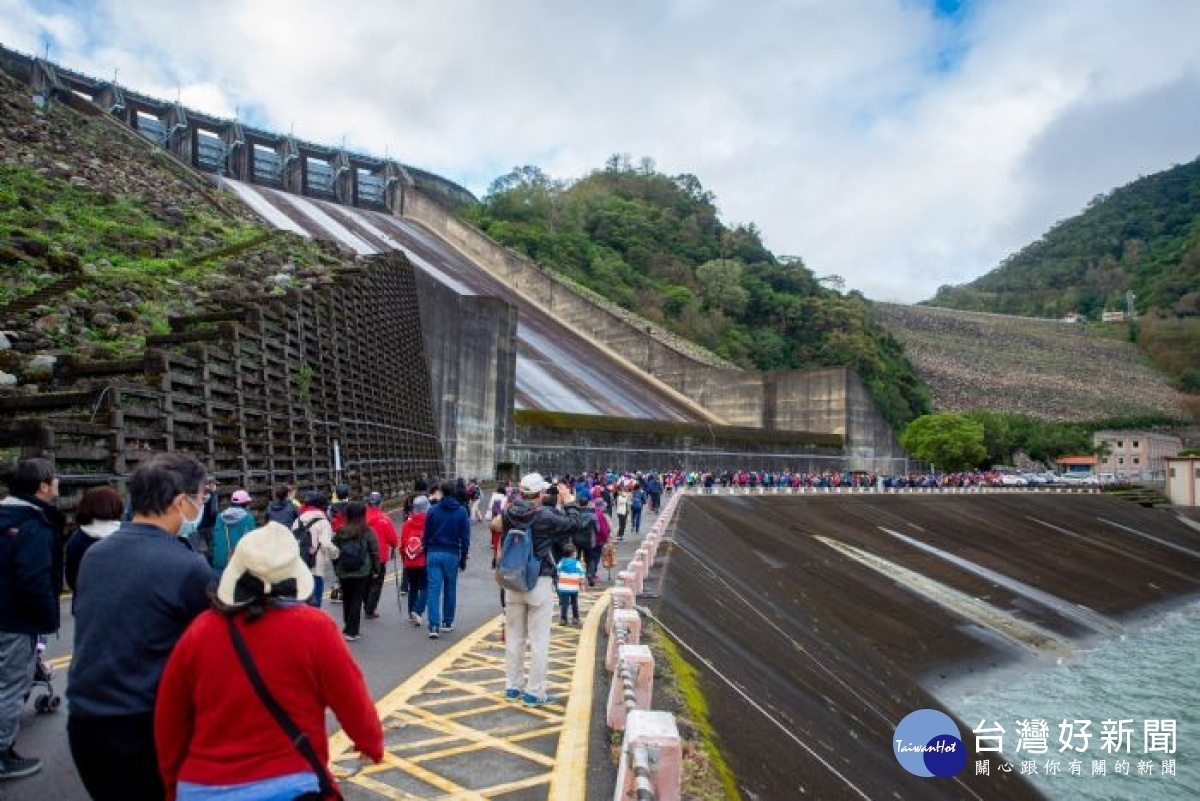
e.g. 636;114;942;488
649;623;742;801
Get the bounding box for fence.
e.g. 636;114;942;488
0;252;441;507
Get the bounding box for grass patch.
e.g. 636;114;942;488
646;621;741;800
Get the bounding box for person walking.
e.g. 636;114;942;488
155;522;383;799
331;502;380;642
265;484;299;529
63;486;123;597
630;482;647;535
586;499;610;587
400;496;429;626
614;486;630;542
422;481;470;639
293;492;338;608
555;544;586;626
0;458;63;780
362;492;399;620
500;473;589;705
68;452;214;800
211;489;255;573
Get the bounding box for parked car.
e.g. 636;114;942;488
999;473;1028;487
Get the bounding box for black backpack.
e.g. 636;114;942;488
572;509;598;552
336;533;367;573
292;517;319;569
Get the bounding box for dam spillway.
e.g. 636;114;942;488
222;178;705;423
652;492;1200;799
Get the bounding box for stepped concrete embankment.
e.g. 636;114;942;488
652;493;1200;799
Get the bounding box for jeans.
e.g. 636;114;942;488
339;575;368;636
403;566;428;617
558;591;579;623
309;575;325;608
425;551;460;631
69;712;163;801
583;545;602;584
0;632;34;751
505;576;555;697
630;507;643;534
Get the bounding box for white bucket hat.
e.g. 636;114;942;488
217;522;314;606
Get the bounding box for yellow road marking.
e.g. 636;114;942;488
549;589;611;801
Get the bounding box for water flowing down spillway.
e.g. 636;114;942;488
222;180;704;422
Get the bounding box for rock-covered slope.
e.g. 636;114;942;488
873;302;1185;420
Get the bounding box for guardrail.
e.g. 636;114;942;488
670;484;1102;495
606;491;685;801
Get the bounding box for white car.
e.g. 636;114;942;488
999;474;1028;486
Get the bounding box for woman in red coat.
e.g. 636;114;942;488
155;522;383;800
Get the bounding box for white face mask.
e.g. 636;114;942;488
177;495;204;538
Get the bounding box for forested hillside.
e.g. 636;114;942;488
927;156;1200;392
462;158;930;430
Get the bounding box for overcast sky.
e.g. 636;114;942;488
3;0;1199;302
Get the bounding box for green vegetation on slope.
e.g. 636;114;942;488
926;156;1200;392
463;158;930;430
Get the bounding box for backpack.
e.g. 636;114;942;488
631;490;646;510
335;533;367;573
490;498;503;517
292;517;319;569
494;528;541;593
572;510;597;552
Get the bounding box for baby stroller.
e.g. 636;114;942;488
25;638;61;714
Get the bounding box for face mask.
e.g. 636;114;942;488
177;495;203;539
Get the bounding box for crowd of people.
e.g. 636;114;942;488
0;458;649;798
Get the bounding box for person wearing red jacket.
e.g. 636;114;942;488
154;522;382;800
362;492;400;620
399;496;429;627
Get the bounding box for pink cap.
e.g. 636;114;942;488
231;490;251;505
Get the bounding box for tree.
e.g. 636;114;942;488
900;413;986;471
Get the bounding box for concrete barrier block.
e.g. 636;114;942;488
635;546;650;570
606;644;655;730
614;710;682;801
608;585;634;635
606;609;643;671
619;567;642;596
631;555;647;584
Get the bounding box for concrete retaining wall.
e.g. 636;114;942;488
413;270;518;479
510;420;844;475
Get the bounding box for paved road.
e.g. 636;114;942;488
5;518;507;800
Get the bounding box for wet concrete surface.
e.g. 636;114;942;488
649;493;1200;799
223;179;703;422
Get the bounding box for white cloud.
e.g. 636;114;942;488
3;0;1198;302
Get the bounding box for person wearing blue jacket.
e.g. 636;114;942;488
0;458;64;780
421;481;470;639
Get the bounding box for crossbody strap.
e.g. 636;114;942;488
225;616;339;799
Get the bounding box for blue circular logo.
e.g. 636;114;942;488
893;709;967;778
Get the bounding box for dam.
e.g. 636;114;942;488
650;491;1200;799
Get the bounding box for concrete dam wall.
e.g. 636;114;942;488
653;493;1200;799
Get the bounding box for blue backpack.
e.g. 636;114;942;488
494;528;541;593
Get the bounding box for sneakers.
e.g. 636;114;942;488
428;629;440;639
0;747;42;779
504;688;521;700
521;693;559;707
409;612;422;627
365;612;380;620
441;624;454;633
343;633;360;642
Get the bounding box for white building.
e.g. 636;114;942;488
1164;457;1200;507
1092;430;1183;480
